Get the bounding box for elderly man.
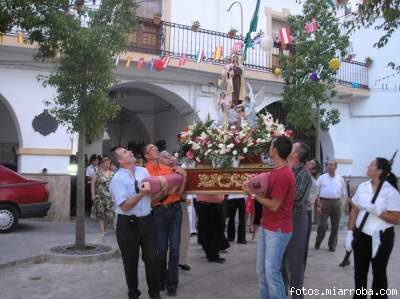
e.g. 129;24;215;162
144;144;187;297
109;146;161;299
284;142;312;299
315;160;347;252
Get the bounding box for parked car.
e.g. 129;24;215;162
0;164;51;233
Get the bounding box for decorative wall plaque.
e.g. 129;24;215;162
32;109;58;136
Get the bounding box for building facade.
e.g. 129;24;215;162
1;0;398;221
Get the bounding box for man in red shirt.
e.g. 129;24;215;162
144;144;186;297
243;136;295;299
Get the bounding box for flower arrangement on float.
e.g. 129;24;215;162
177;113;292;168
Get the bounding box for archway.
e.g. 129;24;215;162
0;94;22;171
103;82;197;157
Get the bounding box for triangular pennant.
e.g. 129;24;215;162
125;55;132;68
162;56;171;69
214;46;223;60
17;32;23;44
136;57;145;69
195;49;204;63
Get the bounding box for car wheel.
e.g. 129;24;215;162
0;204;19;233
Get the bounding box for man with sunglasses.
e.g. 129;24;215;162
109;146;161;299
144;144;187;297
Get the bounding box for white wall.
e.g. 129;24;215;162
0;68;72;174
169;0;301;34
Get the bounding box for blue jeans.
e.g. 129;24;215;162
153;202;182;290
256;227;292;299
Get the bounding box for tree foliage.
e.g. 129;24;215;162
279;0;349;135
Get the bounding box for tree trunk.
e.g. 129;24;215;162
75;115;86;249
315;98;321;162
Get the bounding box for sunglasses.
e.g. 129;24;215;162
134;179;139;194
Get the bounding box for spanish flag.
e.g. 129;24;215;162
214;46;223;61
125;54;132;68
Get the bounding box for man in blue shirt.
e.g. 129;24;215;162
109;146;161;299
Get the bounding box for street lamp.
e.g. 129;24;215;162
227;1;243;37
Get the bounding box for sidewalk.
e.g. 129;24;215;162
0;220;399;298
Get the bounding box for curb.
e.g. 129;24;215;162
0;246;121;269
42;244;121;265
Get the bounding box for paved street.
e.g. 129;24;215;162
0;219;399;299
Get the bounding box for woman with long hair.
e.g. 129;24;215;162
345;157;400;298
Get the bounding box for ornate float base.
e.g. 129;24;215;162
185;164;273;194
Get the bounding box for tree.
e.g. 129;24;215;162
1;0;137;249
347;0;400;70
279;0;349;160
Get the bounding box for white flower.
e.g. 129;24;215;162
220;149;225;155
256;138;262;143
174;152;179;158
226;148;231;153
227;143;235;149
196;157;201;162
200;132;207;139
208;143;212;148
243;147;248;154
230;125;236;130
192;143;201;150
233;150;238;156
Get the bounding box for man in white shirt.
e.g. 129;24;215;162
109;147;161;299
315;160;347;251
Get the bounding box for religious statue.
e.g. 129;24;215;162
230;54;246;106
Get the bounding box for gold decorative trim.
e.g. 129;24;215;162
336;159;353;164
16;148;72;156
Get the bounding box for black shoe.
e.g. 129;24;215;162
237;240;247;244
315;243;320;250
329;247;336;252
167;288;177;297
190;232;197;237
179;264;191;271
207;257;225;263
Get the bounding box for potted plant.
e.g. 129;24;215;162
228;27;238;39
153;13;161;25
365;57;373;68
191;20;200;32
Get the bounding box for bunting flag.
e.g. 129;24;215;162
214;46;223;60
136;57;145;69
279;26;292;46
0;32;3;43
125;54;132;68
17;32;23;44
115;54;120;67
179;54;188;66
195;49;204;63
162;56;171;69
148;58;155;70
305;18;318;34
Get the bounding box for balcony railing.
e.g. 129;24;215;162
128;17;368;89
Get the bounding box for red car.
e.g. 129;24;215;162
0;164;51;233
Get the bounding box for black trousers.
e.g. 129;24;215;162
353;227;394;299
227;198;246;242
116;214;160;299
197;202;229;260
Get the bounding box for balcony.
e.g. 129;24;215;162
128;17;369;89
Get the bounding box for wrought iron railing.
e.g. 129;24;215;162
128;17;369;89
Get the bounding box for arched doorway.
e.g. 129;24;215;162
0;95;22;171
103;82;196;158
